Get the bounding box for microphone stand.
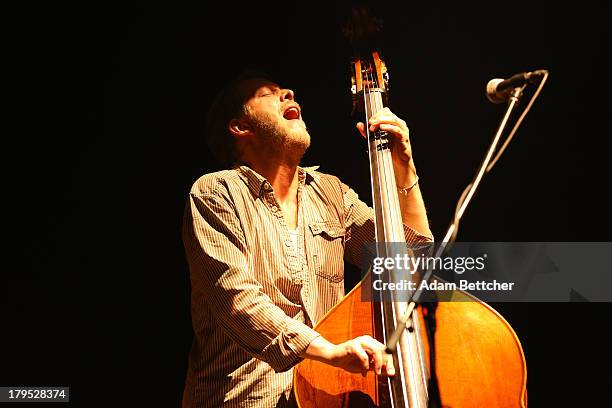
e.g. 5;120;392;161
385;86;526;408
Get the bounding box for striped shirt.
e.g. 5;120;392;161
181;165;432;408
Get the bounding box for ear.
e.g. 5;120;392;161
229;118;254;138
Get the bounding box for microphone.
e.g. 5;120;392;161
486;69;548;103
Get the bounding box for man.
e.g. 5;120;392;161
182;73;433;407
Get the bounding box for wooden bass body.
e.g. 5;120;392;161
294;278;528;407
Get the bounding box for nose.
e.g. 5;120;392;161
279;88;294;102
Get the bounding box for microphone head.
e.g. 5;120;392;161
526;69;549;83
486;78;507;104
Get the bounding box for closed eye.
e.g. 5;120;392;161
257;85;280;98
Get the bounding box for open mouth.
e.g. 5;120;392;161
282;106;300;120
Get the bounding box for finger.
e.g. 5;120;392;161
369;119;407;133
370;107;393;118
378;123;406;139
356;122;367;139
349;343;371;372
369;115;408;130
383;352;396;376
369;113;396;124
356;348;371;373
359;337;384;375
370;347;384;375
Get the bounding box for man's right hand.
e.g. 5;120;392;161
301;335;395;376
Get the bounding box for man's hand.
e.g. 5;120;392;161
356;107;416;189
356;107;432;238
302;335;395;376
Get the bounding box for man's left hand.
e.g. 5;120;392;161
356;107;416;188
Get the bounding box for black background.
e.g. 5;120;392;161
2;0;611;406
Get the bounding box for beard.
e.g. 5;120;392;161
246;110;311;162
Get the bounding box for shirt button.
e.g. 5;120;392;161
271;206;278;212
284;240;292;247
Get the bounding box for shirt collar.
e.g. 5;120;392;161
237;165;320;197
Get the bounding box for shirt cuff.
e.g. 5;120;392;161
403;224;434;243
259;318;321;373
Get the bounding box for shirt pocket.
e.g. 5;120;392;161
309;220;346;283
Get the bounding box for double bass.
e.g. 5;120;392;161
294;7;528;408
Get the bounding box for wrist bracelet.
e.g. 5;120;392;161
398;176;419;195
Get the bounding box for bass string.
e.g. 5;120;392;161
364;58;416;408
362;60;387;246
363;59;401;245
370;61;402;244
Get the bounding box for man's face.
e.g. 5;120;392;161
239;78;311;155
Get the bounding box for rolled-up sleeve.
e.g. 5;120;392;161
340;181;434;267
183;191;320;372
